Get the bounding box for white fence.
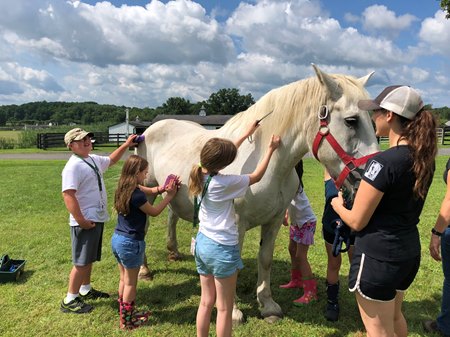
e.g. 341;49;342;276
379;128;444;144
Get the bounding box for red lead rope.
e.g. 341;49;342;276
312;117;379;189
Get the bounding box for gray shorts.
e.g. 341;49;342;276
70;223;104;266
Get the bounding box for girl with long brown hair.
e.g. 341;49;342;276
331;85;437;336
111;154;178;330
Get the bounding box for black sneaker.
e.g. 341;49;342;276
422;320;450;337
60;297;93;314
324;302;339;322
80;288;110;300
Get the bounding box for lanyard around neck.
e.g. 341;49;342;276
193;174;215;228
76;155;103;192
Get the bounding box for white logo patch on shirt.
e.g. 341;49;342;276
364;160;383;181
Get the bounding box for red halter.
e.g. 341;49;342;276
311;106;378;189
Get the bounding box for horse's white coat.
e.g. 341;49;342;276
136;65;379;322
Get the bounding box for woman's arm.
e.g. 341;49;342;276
138;180;177;217
248;135;280;185
430;173;450;261
331;180;383;231
109;134;137;166
139;185;164;195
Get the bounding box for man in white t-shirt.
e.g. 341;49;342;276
60;128;137;314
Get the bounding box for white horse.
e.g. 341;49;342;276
136;64;379;322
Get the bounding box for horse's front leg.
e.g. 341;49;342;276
257;221;284;322
139;193;157;280
167;207;182;261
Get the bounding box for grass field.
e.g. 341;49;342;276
0;157;446;336
0;130;21;140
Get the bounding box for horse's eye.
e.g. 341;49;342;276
344;117;358;128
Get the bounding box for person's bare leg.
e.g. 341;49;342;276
196;274;216;337
215;272;238;337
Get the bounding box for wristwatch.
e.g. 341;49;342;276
431;228;443;237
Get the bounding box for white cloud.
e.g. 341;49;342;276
419;10;450;55
362;5;417;38
226;1;408;67
344;12;360;24
0;0;235;66
0;0;448;108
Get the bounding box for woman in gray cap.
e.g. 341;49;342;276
331;86;437;336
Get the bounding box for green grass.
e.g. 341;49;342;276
0;130;20;140
0;157;446;336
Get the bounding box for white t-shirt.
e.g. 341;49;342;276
62;154;110;226
288;188;316;227
198;174;250;246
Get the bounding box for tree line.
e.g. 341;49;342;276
0;88;255;127
1;88;449;127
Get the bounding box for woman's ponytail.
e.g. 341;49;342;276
401;109;437;199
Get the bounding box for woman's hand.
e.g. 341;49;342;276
331;191;345;210
124;134;138;147
165;178;178;198
429;234;442;261
243;120;260;139
269;135;281;151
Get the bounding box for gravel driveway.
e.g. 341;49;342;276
1;148;450;160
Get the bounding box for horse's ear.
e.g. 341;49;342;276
311;63;342;101
357;71;375;87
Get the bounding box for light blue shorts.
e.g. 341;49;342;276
195;232;244;278
111;233;145;269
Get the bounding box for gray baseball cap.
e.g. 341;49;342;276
358;85;424;120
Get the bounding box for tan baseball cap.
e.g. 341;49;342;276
358;85;424;120
64;128;94;146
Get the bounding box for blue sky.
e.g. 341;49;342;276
0;0;448;109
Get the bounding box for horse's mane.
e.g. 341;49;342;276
223;73;369;144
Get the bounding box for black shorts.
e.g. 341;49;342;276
348;250;420;301
322;224;355;246
70;223;104;266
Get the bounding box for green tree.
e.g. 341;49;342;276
441;0;450;18
205;88;255;115
160;97;192;115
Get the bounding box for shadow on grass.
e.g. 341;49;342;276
7;268;35;284
236;257;365;336
106;256;443;336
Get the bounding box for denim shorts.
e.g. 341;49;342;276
195;232;244;279
111;233;145;269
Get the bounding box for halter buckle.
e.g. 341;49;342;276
318;105;329;120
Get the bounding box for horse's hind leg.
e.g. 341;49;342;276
167;207;181;261
257;222;284;322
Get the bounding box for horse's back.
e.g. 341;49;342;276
136;119;217;220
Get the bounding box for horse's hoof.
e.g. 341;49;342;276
168;252;182;261
232;310;245;327
263;315;282;324
138;273;153;281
